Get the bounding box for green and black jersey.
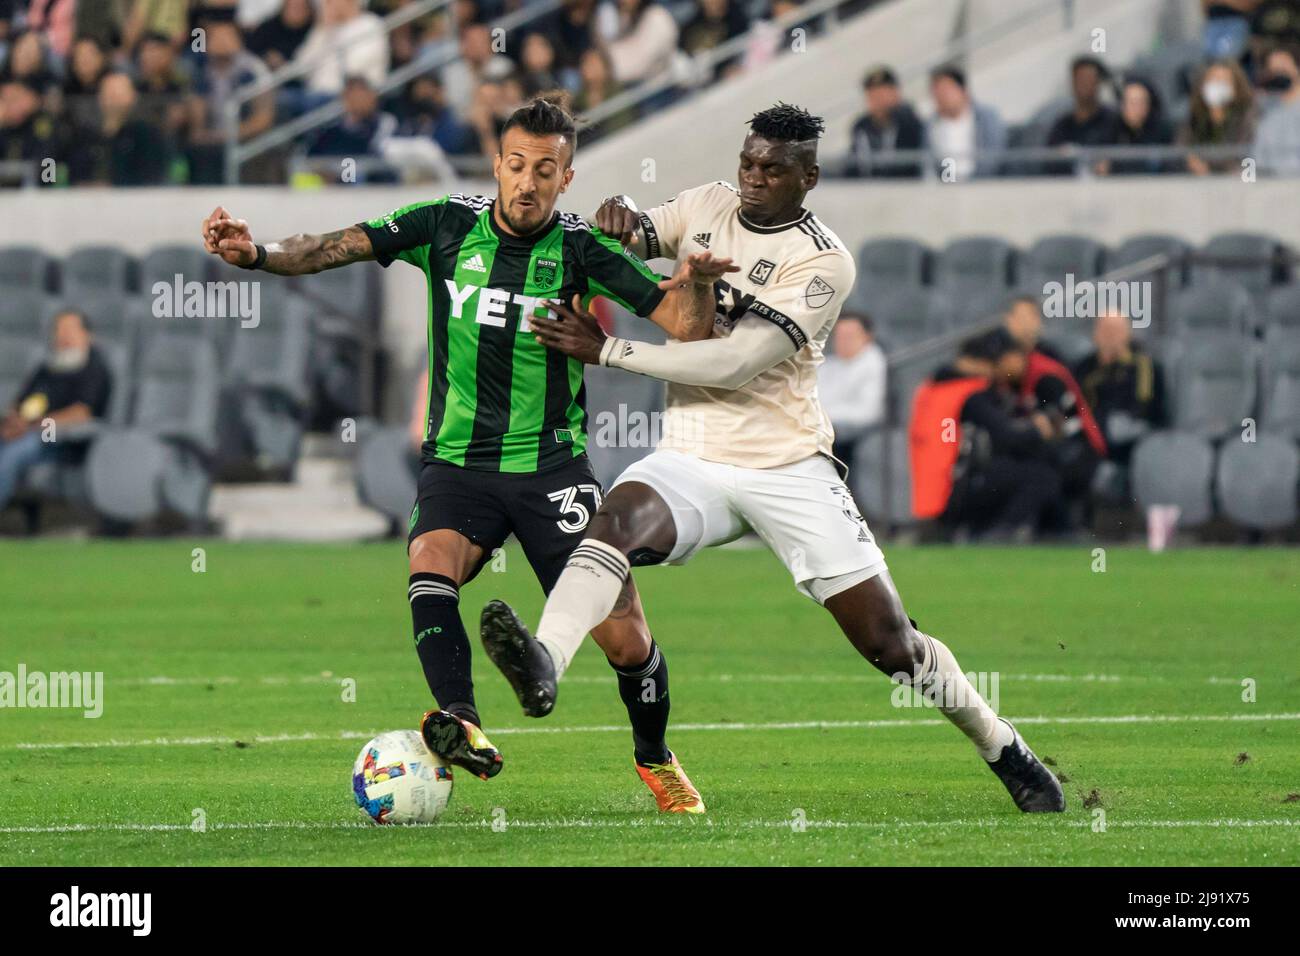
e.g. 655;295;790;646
360;193;666;473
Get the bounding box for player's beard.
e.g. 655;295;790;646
499;197;551;236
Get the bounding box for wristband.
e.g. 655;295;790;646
240;244;268;271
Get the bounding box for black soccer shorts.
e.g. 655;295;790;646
407;454;605;593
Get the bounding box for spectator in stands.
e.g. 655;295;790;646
1180;58;1256;174
1202;0;1260;59
62;36;109;131
602;0;679;87
1075;310;1167;468
1004;295;1107;526
1046;56;1120;162
575;46;634;133
926;64;1006;180
68;70;171;185
1;30;56;94
135;30;190;138
467;71;524;159
1252;46;1300;175
295;0;389;98
518;32;561;98
0;78;59;169
186;16;273;184
680;0;749;77
1098;76;1175;175
0;310;112;512
820;313;886;467
545;0;599;73
75;0;132;52
392;73;477;155
23;0;75;61
309;74;397;179
910;328;1060;541
1250;0;1300;57
123;0;191;52
442;21;514;119
247;0;314;72
846;65;925;178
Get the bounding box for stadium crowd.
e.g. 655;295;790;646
845;0;1300;178
0;0;843;185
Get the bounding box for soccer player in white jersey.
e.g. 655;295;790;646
480;104;1064;813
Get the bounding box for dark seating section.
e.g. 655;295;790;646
845;230;1299;533
0;242;383;527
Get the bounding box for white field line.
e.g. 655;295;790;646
113;672;1242;687
11;711;1300;751
0;818;1295;836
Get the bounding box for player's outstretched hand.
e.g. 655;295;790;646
532;294;607;365
659;251;739;291
201;206;258;267
594;196;639;247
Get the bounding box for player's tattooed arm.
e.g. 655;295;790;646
261;227;376;275
201;207;375;275
648;252;739;342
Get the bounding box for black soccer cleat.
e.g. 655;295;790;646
480;599;557;718
419;709;503;781
986;719;1066;813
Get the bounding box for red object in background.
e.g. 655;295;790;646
589;296;616;335
909;375;991;519
1021;350;1108;458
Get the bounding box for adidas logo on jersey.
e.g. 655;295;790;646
691;232;711;248
463;253;488;273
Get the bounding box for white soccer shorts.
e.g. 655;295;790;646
612;450;889;603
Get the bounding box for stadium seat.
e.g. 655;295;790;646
1215;435;1299;531
933;237;1017;298
225;295;313;472
1128;41;1201;116
870;286;949;350
53;294;135;354
1131;430;1215;526
294;261;380;326
853;425;912;527
84;335;222;524
1110;234;1190;287
942;288;1007;333
1192;232;1282;298
1041;330;1093;368
1169;336;1257;438
855;237;929;297
139;244;213;293
0;245;55;293
1018;234;1106;294
1263;284;1300;334
0;336;42;408
1168;279;1255;337
1260;330;1300;439
0;288;49;340
62;246;137;299
354;424;419;529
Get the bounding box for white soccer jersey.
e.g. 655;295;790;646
636;180;856;469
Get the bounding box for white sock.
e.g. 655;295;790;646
907;634;1014;761
536;539;629;679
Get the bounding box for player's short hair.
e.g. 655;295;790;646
748;102;825;144
1071;54;1109;79
500;92;578;163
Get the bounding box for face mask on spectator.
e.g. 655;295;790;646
1202;79;1235;108
49;346;89;373
1261;73;1294;93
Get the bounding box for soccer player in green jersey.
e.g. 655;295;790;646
201;97;734;811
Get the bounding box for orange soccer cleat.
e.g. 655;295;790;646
635;753;706;814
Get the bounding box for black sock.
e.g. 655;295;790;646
611;641;671;766
408;573;479;727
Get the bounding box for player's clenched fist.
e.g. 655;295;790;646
594;195;641;248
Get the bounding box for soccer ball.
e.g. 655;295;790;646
352;730;453;825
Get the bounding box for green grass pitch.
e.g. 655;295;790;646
1;539;1297;866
